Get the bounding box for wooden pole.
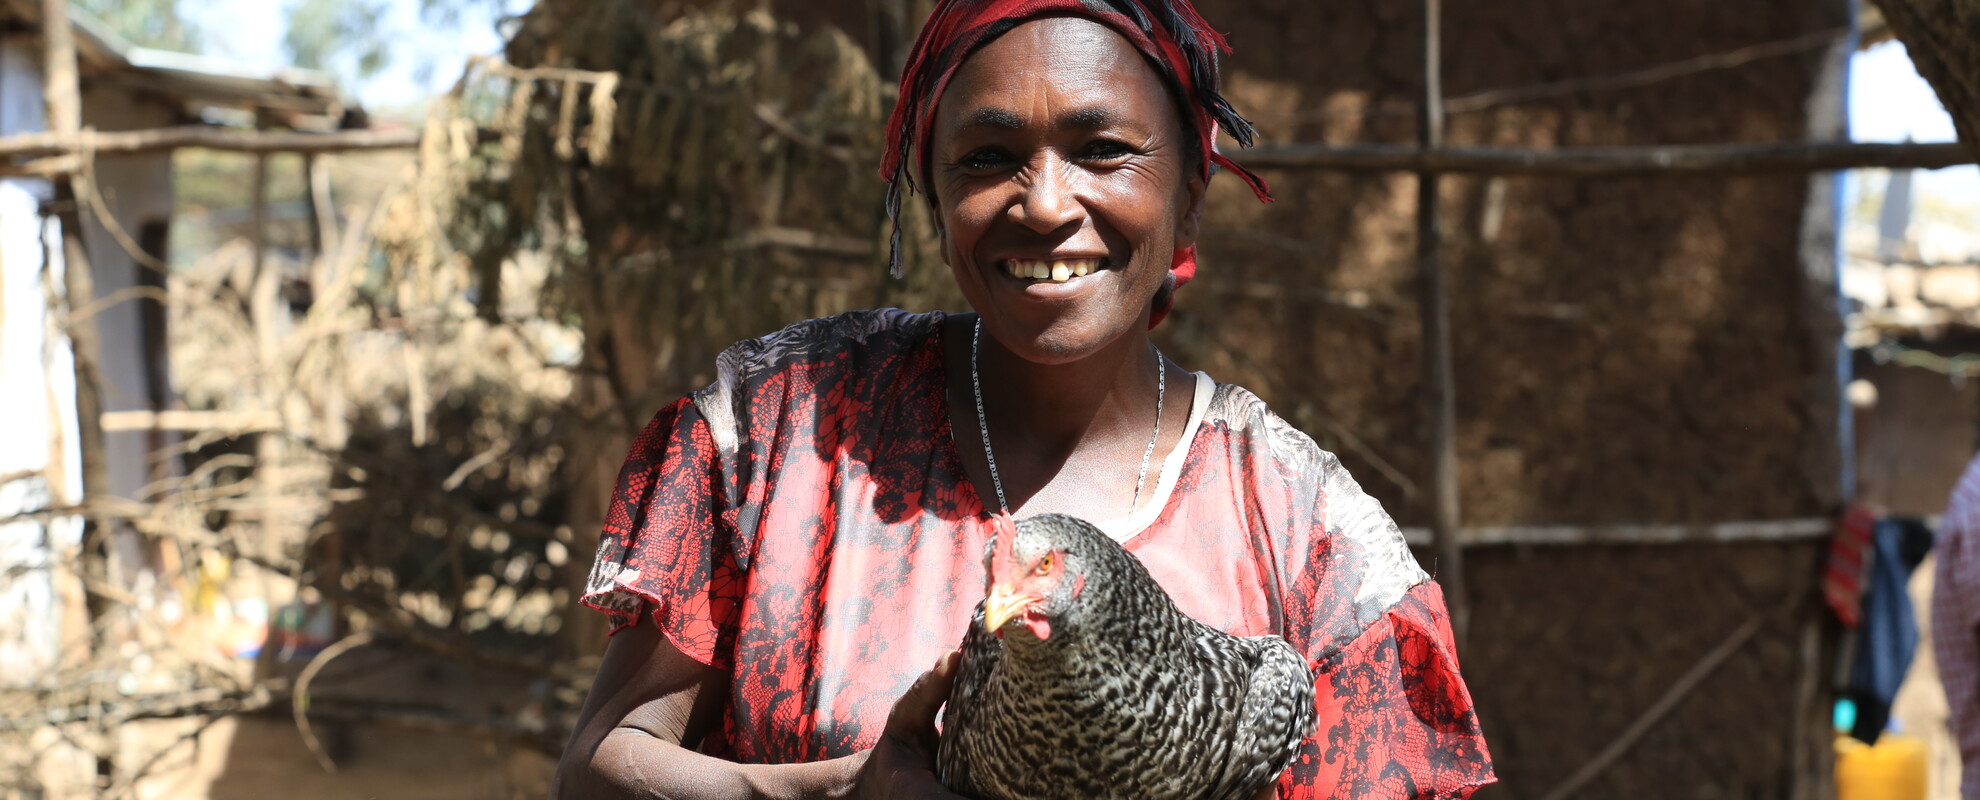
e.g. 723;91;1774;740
1396;516;1833;547
248;153;285;536
40;0;111;637
43;2;118;788
1;123;1966;178
303;155;332;259
1536;611;1769;800
247;150;291;686
1237;140;1974;175
1417;0;1466;643
0;125;423;159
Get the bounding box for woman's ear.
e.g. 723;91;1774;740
923;192;951;265
1173;170;1208;251
1151;270;1178;315
933;213;951;266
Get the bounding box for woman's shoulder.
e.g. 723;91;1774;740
711;309;944;377
1196;377;1428;620
692;309;945;452
1198;380;1341;476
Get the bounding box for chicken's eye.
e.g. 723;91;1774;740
1034;555;1053;575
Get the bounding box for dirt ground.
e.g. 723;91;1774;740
125;717;552;800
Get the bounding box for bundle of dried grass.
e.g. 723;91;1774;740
392;0;954;422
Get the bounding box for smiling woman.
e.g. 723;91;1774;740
932;18;1201;364
551;2;1493;800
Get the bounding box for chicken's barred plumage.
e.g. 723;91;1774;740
939;514;1315;800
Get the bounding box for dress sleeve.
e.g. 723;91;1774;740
1277;448;1494;799
1286;580;1494;800
580;396;746;669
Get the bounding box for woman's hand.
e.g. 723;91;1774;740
851;651;967;800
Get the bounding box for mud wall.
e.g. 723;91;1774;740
1854;348;1980;517
1181;3;1850;796
1188;0;1846;528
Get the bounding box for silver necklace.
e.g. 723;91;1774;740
971;317;1164;515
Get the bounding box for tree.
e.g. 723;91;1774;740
283;0;392;80
281;0;525;106
73;0;201;52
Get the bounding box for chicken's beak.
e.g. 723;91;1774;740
984;584;1034;632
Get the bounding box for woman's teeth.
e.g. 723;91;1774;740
1004;259;1099;283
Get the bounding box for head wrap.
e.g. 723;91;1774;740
880;0;1272;326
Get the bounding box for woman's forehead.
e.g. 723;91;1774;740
933;17;1178;135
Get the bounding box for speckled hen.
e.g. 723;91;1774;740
938;513;1316;800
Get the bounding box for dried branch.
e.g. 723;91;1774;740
293;631;376;773
78;153;168;273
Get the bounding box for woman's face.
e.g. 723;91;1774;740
930;17;1205;364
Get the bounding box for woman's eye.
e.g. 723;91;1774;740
1081;139;1134;161
960;148;1014;171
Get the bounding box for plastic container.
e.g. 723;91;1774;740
1835;732;1928;800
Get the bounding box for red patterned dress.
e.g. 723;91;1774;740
583;309;1494;799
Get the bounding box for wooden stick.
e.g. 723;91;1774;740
1417;0;1468;644
1236;141;1975;175
1787;616;1823;800
100;409;282;433
1537;611;1769;800
0;126;422;159
41;6;117;728
0;154;78;177
1271;27;1849;123
1398;517;1832;547
292;631;375;773
1443;28;1848;115
304;154;332;258
3;127;1967;177
41;0;79;137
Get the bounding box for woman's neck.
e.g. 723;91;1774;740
976;317;1160;455
948;312;1177;517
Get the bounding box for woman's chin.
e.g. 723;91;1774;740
987;314;1143;367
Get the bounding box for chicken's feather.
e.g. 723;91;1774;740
936;514;1315;800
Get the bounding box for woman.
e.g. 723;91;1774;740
552;1;1494;798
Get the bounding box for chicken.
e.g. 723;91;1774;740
937;513;1315;800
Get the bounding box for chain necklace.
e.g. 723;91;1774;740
971;317;1164;515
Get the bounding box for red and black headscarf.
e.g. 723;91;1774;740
880;0;1273;326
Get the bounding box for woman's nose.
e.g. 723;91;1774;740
1010;155;1082;233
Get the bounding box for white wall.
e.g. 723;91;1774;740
0;36;181;684
0;36;81;685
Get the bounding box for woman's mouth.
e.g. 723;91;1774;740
1001;258;1102;284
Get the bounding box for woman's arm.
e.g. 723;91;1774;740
550;614;964;800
